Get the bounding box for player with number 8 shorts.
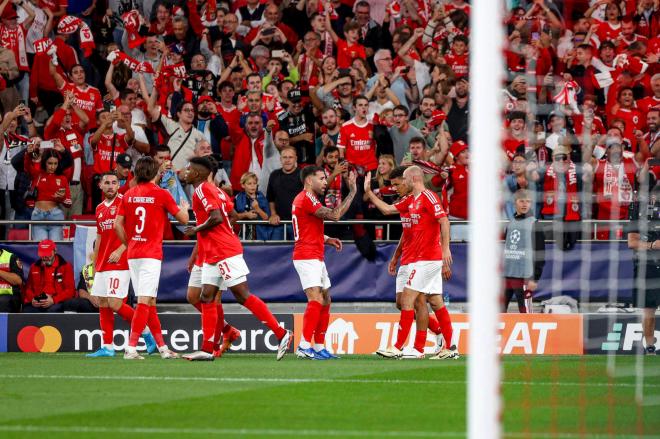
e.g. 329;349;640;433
86;172;158;358
365;166;458;359
114;157;190;360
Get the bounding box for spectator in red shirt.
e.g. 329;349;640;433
611;86;644;147
24;146;72;241
50;60;103;131
326;14;366;69
22;239;76;313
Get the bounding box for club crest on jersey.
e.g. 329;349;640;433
110;207;116;215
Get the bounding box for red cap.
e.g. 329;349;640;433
1;5;18;20
37;239;57;257
450;140;468;158
197;96;216;105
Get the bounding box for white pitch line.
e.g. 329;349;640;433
0;374;658;388
0;425;656;439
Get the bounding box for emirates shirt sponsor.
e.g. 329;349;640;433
292;190;324;261
95;195;128;272
117;183;181;260
192;182;243;264
337;118;378;171
60;82;103;130
395;190;446;262
93;133;128;174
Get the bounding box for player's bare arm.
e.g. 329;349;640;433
389;236;404;276
185;209;222;237
440;216;452;267
107;244;126;264
113;215;128;246
324;235;343;251
314;172;357;221
174;200;190;225
363;171;399;216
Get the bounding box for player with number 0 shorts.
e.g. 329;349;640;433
292;166;357;360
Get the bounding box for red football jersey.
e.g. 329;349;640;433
118;182;181;260
95;195;128;272
395;190;446;262
93;133;128;175
292;190;325;261
394;194;415;266
337;118;378;171
59;82;103;130
613;107;644;144
336;39;367;69
636;96;660;116
448;164;469;219
444;52;469;78
596;21;622;43
192;182;243;264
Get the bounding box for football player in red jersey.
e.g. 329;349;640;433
87;173;158;358
292;166;356;359
181;156;292;361
365;167;458;359
364;166;452;359
114;157;190;360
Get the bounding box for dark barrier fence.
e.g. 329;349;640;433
1;242;634;303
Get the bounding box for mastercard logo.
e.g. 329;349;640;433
17;325;62;353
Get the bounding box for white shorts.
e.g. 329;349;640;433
91;270;130;299
405;261;443;295
202;255;250;290
188;264;202;288
395;264;411;294
294;259;331;291
128;258;162;298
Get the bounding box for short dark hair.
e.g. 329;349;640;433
453;35;469;45
508;111;526;122
189;156;214;173
134;156;159;183
217;80;234;91
246;72;261;83
389;166;408;180
409;136;425;147
119;88;137;101
100;171;119;180
393;104;409;116
323;146;340;157
353;94;369;106
301;165;323;184
155;144;171;154
355;1;370;9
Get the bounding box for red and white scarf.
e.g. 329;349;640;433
542;161;580;221
553;79;580;114
602;160;634;204
107;50;155;74
0;24;28;71
122;10;145;49
57;15;95;57
33;37;52;54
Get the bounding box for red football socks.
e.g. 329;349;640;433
314;304;331;345
413;330;427;354
427;314;441;335
244;294;286;339
147;305;166;347
435;307;454;347
128;303;150;347
200;302;218;353
302;300;323;345
117;303;134;322
394;309;415;350
192;302;203;313
99;307;114;346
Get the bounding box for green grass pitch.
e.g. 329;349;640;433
0;353;657;438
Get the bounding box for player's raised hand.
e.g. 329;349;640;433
347;170;357;192
325;237;343;252
363;171;372;193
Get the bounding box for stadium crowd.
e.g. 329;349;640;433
0;0;655;247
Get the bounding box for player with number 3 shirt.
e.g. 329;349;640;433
292;166;357;360
114;157;190;360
